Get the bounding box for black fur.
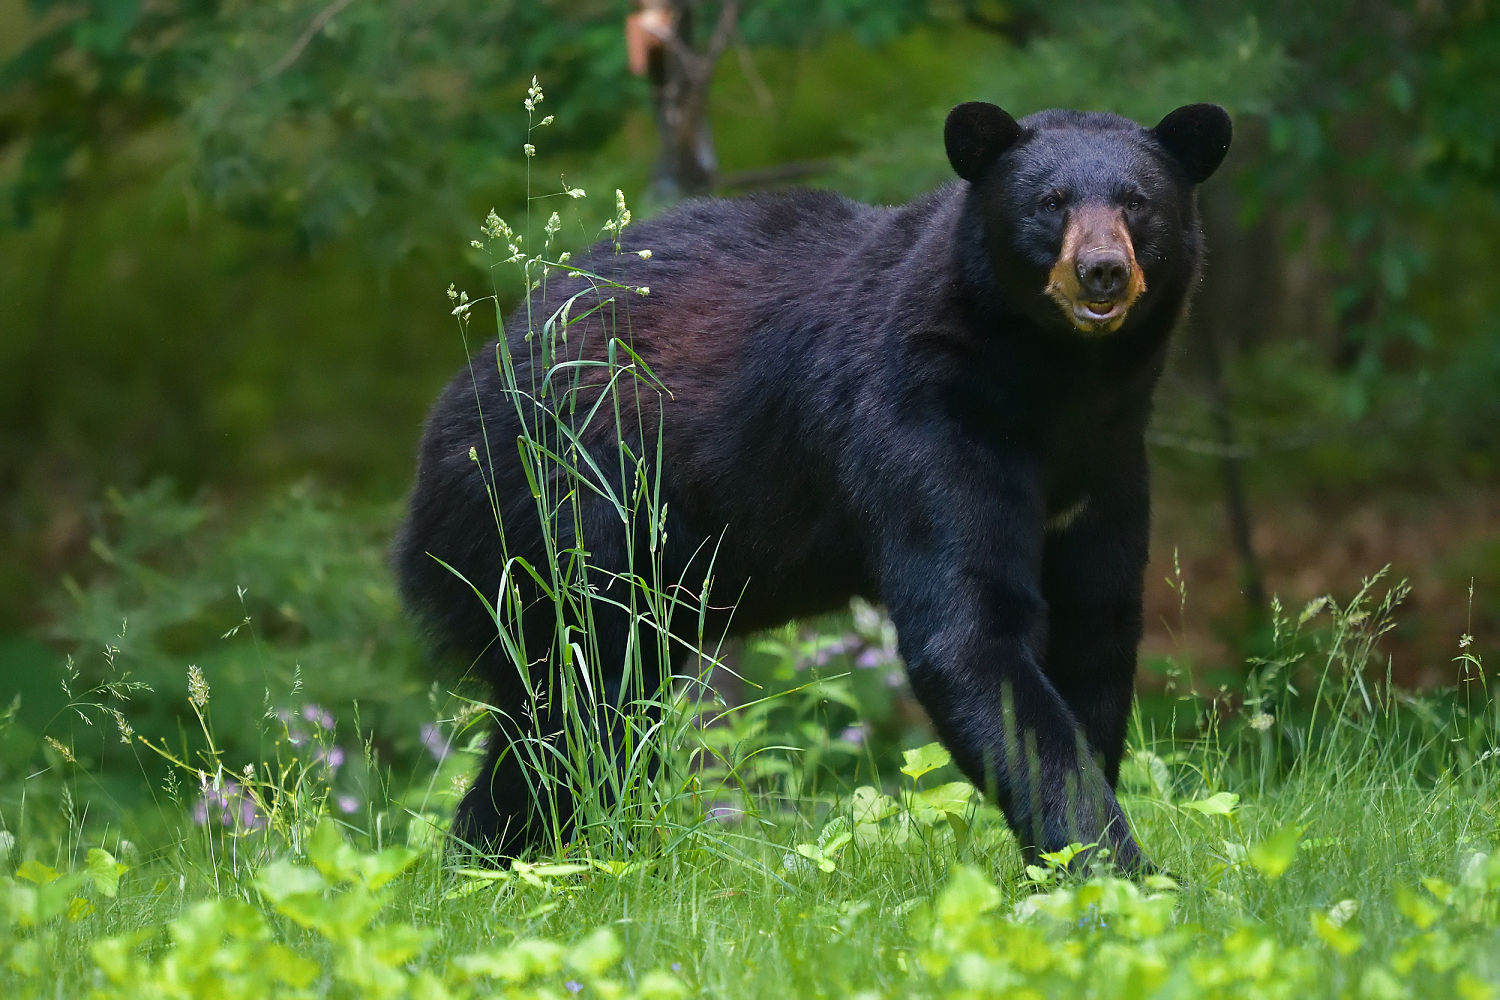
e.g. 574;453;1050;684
394;103;1232;871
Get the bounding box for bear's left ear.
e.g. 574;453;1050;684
945;102;1023;183
1151;104;1233;184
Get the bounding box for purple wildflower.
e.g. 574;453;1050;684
420;722;452;763
565;980;583;994
337;794;360;815
706;803;742;824
301;704;335;730
839;725;865;746
315;745;346;770
192;778;265;830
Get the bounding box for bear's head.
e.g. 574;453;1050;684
946;101;1232;338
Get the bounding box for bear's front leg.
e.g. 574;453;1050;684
873;444;1148;875
1039;468;1151;790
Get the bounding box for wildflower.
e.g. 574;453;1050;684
524;143;536;158
637;249;653;259
301;703;334;730
840;725;866;746
316;745;346;770
1248;713;1274;731
337;795;360;814
706;803;742;824
565;982;582;994
420;722;452;763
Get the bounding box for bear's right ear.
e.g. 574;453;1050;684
945;102;1023;183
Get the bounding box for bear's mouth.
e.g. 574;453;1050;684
1047;291;1134;335
1078;299;1125;324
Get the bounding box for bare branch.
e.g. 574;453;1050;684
260;0;356;84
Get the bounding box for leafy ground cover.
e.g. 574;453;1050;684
1;486;1495;998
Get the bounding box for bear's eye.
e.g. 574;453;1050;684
1041;194;1063;213
1125;196;1145;213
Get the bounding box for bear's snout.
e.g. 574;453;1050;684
1045;202;1147;335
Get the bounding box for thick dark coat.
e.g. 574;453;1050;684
394;101;1232;871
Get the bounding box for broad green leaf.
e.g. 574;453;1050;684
933;864;1000;926
1248;824;1302;879
1180;791;1240;816
14;860;60;885
455;938;565;982
86;847;128;898
1312;910;1363;954
65;895;94;921
900;742;951;782
849;785;898;826
567;926;624;976
637;969;690;1000
360;846;419;890
1395;885;1443;929
263;943;321;988
794;843;837;873
255;858;327;903
912;781;975;818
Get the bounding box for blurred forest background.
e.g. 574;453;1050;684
1;0;1497;763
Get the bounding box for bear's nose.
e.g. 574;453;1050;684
1076;250;1131;300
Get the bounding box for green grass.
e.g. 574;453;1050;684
1;483;1496;999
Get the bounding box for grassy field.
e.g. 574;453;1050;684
1;484;1495;999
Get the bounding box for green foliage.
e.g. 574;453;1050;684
0;481;436;850
1;471;1497;996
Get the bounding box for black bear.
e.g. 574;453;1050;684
394;101;1232;873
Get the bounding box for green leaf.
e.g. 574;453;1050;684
849;785;898;827
933;864;1000;926
794;843;838;873
14;860;61;885
1180;791;1240;816
455;939;565;982
360;846;419;891
1248;824;1303;879
900;742;951;783
566;927;624;976
1312;910;1363;955
912;781;975;817
86;847;128;898
1395;885;1443;929
254;858;327;904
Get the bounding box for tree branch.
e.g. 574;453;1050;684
259;0;356;84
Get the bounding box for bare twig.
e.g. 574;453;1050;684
260;0;356;84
